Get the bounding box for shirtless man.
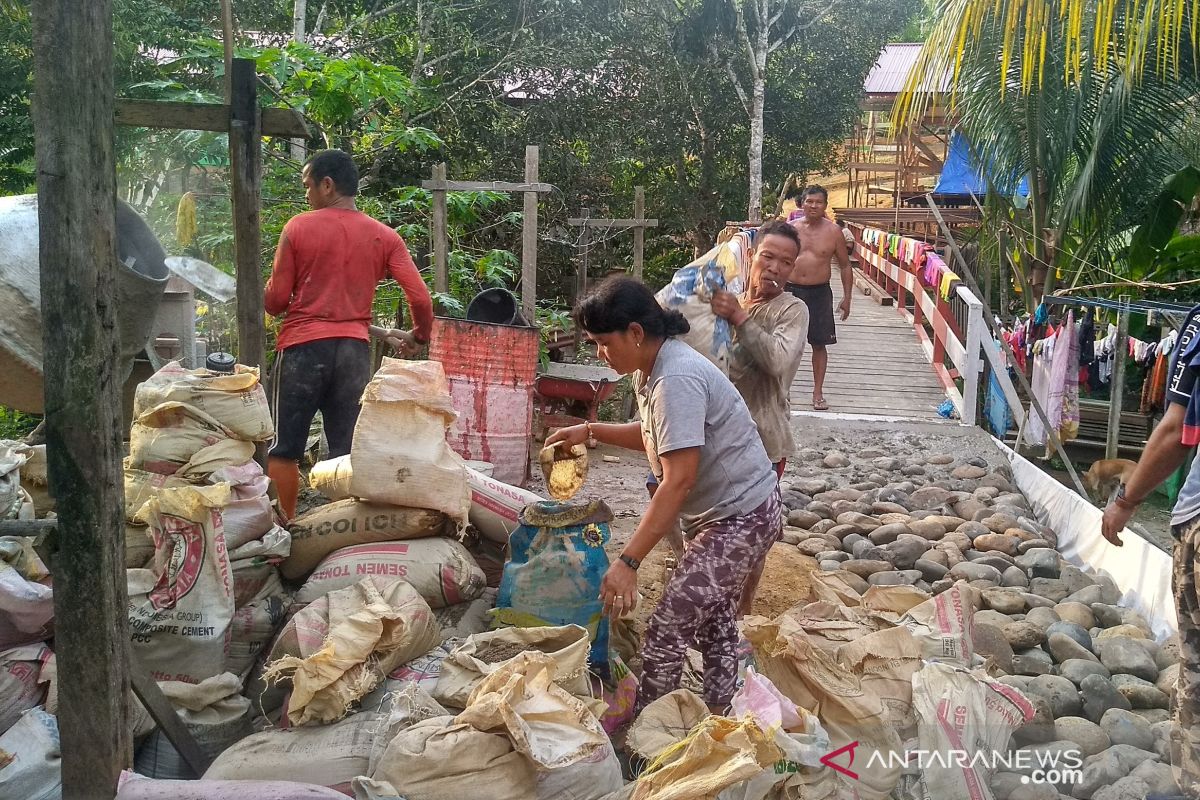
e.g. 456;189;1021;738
786;185;851;410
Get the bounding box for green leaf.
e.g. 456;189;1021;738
1129;166;1200;274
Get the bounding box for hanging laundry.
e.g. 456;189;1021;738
938;270;959;301
1053;311;1080;442
1024;329;1057;447
1078;309;1095;365
985;370;1014;437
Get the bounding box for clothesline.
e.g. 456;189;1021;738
857;225;961;300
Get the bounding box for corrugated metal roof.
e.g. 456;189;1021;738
863;43;948;95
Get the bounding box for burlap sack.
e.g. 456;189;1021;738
897;581;979;665
263;576;440;726
834;625;923;732
348;359;470;523
282;500;450;581
631;716;781;800
433;623;592;709
308;455;354;501
128;402;255;477
123;466;192;524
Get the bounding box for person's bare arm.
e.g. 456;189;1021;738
835;232;852;320
546;421;644;452
1101;402;1191;545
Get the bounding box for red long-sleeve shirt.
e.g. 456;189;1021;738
264;207;434;352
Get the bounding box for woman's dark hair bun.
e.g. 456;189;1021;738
573;275;691;339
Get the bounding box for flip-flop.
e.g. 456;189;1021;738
812;397;830;411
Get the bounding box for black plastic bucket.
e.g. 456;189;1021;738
466;287;529;326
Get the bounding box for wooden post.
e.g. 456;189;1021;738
431;163;448;295
521;146;538;322
30;0;133;793
229;58;265;373
577;207;591;298
633;186;646;280
220;0;235;101
1106;298;1131;460
998;228;1009;318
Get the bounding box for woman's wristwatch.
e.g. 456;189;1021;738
618;554;640;571
1114;483;1141;511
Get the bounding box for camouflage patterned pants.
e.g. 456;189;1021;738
637;488;782;711
1174;517;1200;798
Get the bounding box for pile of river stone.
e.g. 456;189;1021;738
779;446;1182;800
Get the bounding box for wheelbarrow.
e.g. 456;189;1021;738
534;362;622;424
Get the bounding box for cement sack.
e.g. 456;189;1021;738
126;526;156;569
465;465;544;544
432;588;495;639
16;444;52;517
117;771;348;800
207;461;276;550
308;455;353;501
0;441;32;520
228;527;290;605
124;466;193;524
434;623;592;709
263;576;440;726
129;483;234;684
906;663;1036;800
348;358;470;523
227;571;289;678
364;683;449;776
381;640;457;698
898;581;978;665
283;500;450;581
0;643;51;735
294;539;485;609
631;715;781;800
0;536;53;648
835;625;923;732
133;672;253;780
0;707;60;800
654;236;751;375
202;710;379;794
128;402;255;477
134;360;273;442
743;614;903;799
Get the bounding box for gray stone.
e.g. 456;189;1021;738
1091;603;1125;629
1016;548;1061;579
974;486;1001;501
914;559;948;582
791;479;830;497
1013;694;1057;745
882;535;929;570
796;448;823;462
1150;720;1175;761
797;538;837;557
1054;716;1111;756
1131;760;1180;796
907;519;947;541
975;609;1015;629
849;539;873;559
900;464;926;477
1046;621;1094;653
910;486;953;508
1110;674;1170;709
1156;662;1179;699
786;509;822;529
841;559;893;578
1013;647;1054;676
812;518;839;535
867;569;922;586
980;473;1015;492
1091;776;1152;800
926;453;954;465
1002;565;1030;588
1061;659;1111;686
819;560;842;571
969;553;1017;572
1133;708;1171;725
828;524;866;540
921;547;948;567
982;588;1026;614
1054;601;1095;630
872;456;899;471
949;561;1003;584
836;570;869;595
1059;564;1096;596
871;502;909;516
1004;621;1047;650
973;533;1021;556
805;501;836;520
1024;606;1060;631
973;622;1015;674
990;772;1027;800
867;522;909;545
1072;743;1160;799
1095;623;1151;642
1082;674;1133;723
1064;584;1107;606
815;550;849;563
840;532;866;551
1016;538;1054;555
1049;634;1100;665
981;513;1020;534
1099;637;1160;681
1021;592;1057;609
953;464;988;479
780;528;805;546
1008;783;1061;800
823;451;850;468
930;578;953;594
1100;708;1156;752
836;511;880;531
1028;674;1083;717
1028;578;1070;603
1155;635;1180;671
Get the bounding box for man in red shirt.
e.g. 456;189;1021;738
265;149;434;519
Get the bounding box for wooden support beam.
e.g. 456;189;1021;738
521;146;538;323
30;0;133;793
1106;301;1131;460
431;163;448;295
566;218;660;228
633;186;646;280
845;162;943;175
129;660;212;776
115;100;309;138
420;180;553;193
229;59;265;374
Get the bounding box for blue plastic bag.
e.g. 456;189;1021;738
495;500;612;678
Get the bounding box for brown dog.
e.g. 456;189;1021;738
1082;458;1138;504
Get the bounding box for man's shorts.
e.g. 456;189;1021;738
269;337;371;462
786;282;837;346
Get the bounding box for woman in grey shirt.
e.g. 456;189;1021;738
547;276;781;713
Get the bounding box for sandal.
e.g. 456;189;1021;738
812;397;830;411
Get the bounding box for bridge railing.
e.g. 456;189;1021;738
848;228;987;426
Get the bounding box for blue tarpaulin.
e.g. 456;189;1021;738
934;131;1029;199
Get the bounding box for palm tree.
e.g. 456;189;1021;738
895;0;1199;310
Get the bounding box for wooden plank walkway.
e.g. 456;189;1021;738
789;278;951;420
